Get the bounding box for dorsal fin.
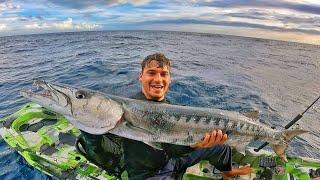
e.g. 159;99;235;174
242;110;259;121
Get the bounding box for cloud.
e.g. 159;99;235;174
0;0;320;45
24;18;100;30
0;0;21;12
132;18;320;35
25;22;50;29
0;24;7;30
140;23;320;45
54;18;99;30
92;5;320;34
197;0;320;15
0;1;20;9
46;0;151;9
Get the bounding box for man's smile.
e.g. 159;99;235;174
150;84;164;90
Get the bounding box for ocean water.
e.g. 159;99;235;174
0;31;319;179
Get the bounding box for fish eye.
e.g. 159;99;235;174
75;91;86;99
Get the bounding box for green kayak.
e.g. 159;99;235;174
1;103;319;179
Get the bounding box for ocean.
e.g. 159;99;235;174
0;31;319;179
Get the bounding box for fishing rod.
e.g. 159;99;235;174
254;95;320;152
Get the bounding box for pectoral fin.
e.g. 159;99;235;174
124;121;156;136
122;122;163;150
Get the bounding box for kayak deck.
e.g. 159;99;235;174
1;103;319;179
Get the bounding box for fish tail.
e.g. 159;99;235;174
271;129;308;162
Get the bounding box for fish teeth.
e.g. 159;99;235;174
43;90;51;96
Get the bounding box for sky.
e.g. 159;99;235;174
1;0;320;44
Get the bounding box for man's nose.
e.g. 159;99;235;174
154;73;162;81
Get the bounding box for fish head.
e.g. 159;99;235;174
20;80;73;116
21;80;123;134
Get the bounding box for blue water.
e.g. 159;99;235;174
1;31;319;178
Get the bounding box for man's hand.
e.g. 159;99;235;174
190;129;228;149
222;166;254;180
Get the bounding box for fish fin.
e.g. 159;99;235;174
122;122;162;150
143;141;163;150
272;129;308;162
283;129;308;140
235;145;246;155
272;144;288;162
65;116;109;134
241;110;259;121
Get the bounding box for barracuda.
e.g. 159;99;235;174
21;80;308;162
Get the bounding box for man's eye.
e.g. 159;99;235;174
161;73;168;77
147;72;156;75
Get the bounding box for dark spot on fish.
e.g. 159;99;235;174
58;133;77;146
253;135;259;141
144;112;175;133
256;126;261;132
174;115;180;121
231;122;237;129
3;116;17;128
184;135;194;144
171;138;178;143
255;126;261;133
224;119;230;127
40;143;58;156
185;116;192;123
214;117;221;126
19;119;57;132
205;117;211;124
153;119;161;126
193;117;201;124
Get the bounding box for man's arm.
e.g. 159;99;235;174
190;129;228;149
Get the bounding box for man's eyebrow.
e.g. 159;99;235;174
145;70;158;74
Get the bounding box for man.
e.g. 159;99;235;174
80;53;252;179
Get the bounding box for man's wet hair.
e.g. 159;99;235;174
141;53;171;72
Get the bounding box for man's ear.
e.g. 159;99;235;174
138;72;142;81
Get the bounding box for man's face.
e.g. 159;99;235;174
139;60;171;101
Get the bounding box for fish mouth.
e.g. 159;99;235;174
21;80;73;115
